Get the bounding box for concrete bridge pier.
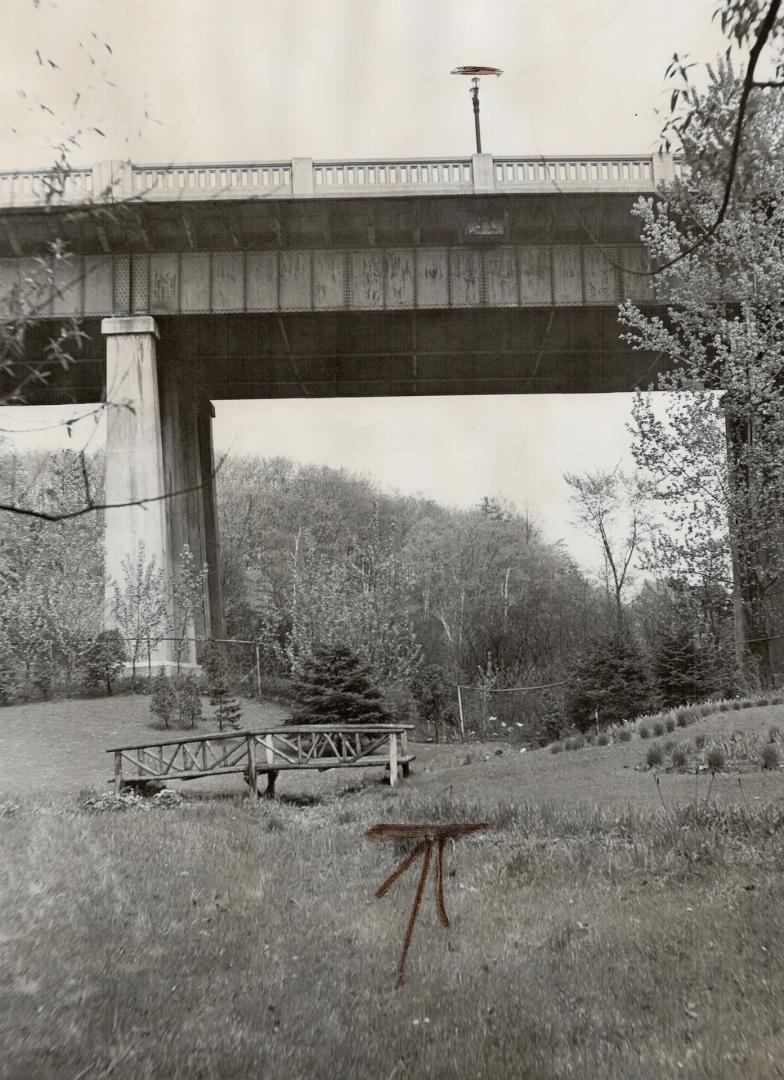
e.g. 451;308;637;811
102;316;224;669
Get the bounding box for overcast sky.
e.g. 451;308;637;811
0;0;726;570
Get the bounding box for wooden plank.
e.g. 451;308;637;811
105;724;413;753
247;735;257;799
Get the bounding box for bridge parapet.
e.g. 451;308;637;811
0;152;683;208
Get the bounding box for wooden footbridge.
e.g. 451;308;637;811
108;724;415;797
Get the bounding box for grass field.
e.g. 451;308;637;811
2;695;784;1079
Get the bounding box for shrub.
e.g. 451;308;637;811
664;738;676;754
176;673;202;730
705;745;726;772
597;732;610;746
617;727;632;742
638;723;651;739
82;629;127;696
671;745;688;769
675;709;689;728
652;720;666;737
646;742;664;768
695;733;706;750
665;716;676;733
583;732;595;745
760;743;779;770
412;665;455;742
550;742;563;754
150;671;177;730
768;726;781;744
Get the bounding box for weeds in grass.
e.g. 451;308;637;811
671;745;688;769
665;717;675;733
769;726;781;744
695;734;706;750
617;727;632;742
597;733;609;747
653;720;665;737
676;710;689;728
706;745;726;772
550;742;563;754
664;738;676;755
761;743;779;770
646;743;664;768
639;723;651;739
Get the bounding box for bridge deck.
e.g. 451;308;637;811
107;724;415;797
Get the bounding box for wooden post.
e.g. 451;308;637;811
255;642;262;699
457;685;465;742
114;751;123;794
400;729;411;778
246;735;257;798
389;732;399;787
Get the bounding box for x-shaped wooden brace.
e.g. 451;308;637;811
365;822;490;986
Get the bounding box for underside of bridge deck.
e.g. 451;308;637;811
5;307;664;405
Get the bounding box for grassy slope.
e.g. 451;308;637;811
1;697;784;1079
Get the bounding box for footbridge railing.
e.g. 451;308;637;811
107;724;415;797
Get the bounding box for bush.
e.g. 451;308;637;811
675;709;689;728
671;745;688;769
760;743;779;770
646;742;664;768
695;733;706;750
638;723;651;739
653;720;666;737
705;745;726;772
665;716;676;733
150;671;177;730
567;634;656;731
176;673;202;730
596;732;610;746
617;727;632;742
664;738;676;755
412;666;455;742
768;726;781;744
82;629;127;696
550;742;563;754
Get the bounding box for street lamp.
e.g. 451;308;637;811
451;66;503;154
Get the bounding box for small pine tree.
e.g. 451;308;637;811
567;634;656;731
150;671;177;730
294;643;390;725
202;640;242;731
654;624;710;708
82;629;127;696
176;672;203;730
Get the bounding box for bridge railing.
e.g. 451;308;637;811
0;153;682;208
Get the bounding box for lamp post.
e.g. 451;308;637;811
451;66;503;154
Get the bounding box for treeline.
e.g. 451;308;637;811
0;448;739;739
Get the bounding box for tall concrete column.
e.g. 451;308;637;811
102;316;174;665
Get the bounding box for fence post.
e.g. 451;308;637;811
389;732;399;787
246;734;257;799
255;642;262;698
114;751;123;794
457;685;465;742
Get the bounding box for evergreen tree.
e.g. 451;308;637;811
150;671;177;730
567;635;657;731
412;665;455;742
294;643;390;725
654;625;710;709
202;640;242;731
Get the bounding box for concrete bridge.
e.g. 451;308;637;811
0;152;677;664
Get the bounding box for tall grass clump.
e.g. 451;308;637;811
705;745;726;772
646;742;664;768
